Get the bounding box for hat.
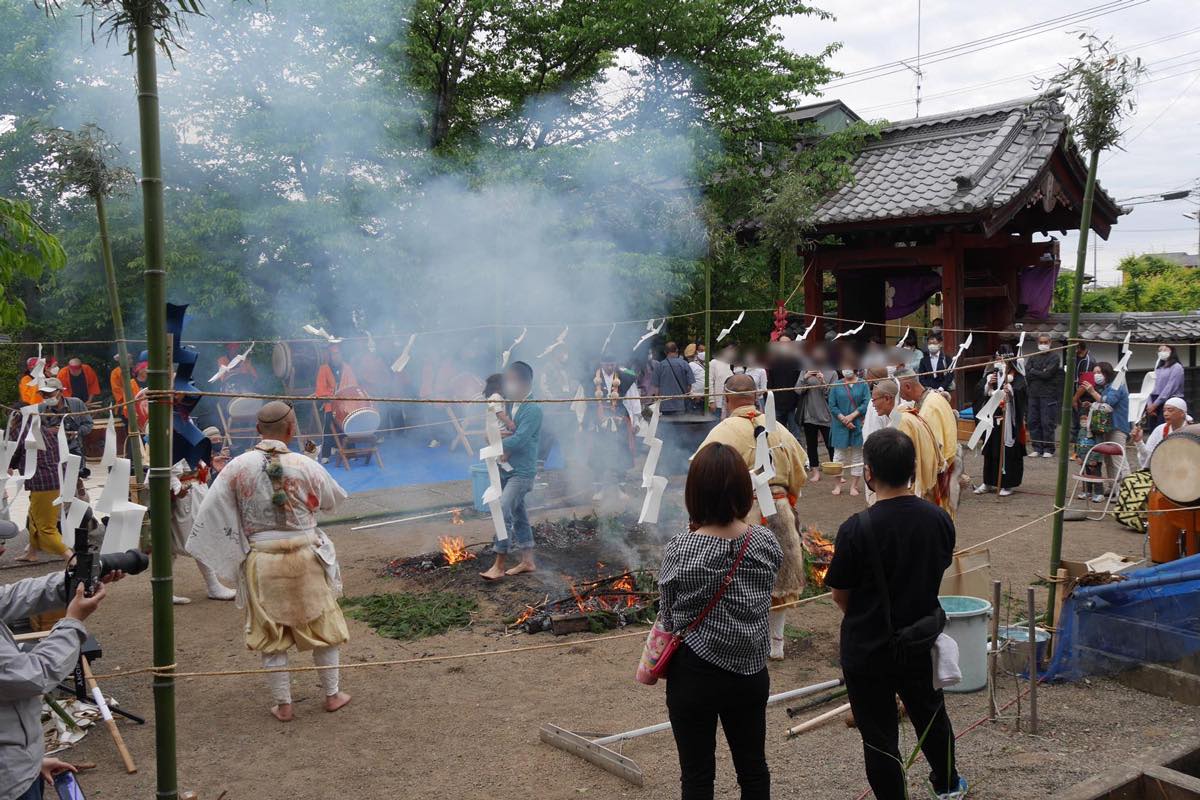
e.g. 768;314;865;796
1165;397;1188;414
202;426;221;439
38;378;62;393
684;343;697;358
134;360;149;374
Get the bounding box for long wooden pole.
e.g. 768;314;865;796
1026;587;1039;735
132;17;178;800
988;579;1001;720
94;192;142;476
80;656;136;774
1047;148;1100;629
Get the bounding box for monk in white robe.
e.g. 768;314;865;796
696;374;809;660
167;459;236;604
188;401;351;722
870;380;941;503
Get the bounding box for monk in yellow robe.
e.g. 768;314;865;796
870;379;941;502
696;374;809;659
898;368;962;517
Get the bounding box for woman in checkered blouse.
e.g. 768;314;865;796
658;442;782;800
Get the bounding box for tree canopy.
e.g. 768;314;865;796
1052;254;1200;314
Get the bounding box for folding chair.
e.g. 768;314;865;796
1068;441;1132;520
218;397;264;455
445;405;488;456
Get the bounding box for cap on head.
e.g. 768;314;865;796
1165;397;1188;414
684;343;697;358
38;378;62;393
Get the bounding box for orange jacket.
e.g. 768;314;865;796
18;375;41;406
316;363;358;412
60;364;102;400
110;367;140;420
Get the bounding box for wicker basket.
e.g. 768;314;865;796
821;461;845;477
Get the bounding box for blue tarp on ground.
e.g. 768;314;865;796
1043;554;1200;681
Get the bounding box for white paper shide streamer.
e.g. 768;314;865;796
209;342;255;383
1111;331;1134;390
947;331;974;374
637;402;668;524
634;319;666;351
537;326;569;358
751;429;777;519
302;324;343;344
479;408;508;541
967;386;1005;451
832;320;866;341
716;311;745;343
797;317;818;342
390;334;417;375
500;328;527;368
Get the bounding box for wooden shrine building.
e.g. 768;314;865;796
801;93;1125;375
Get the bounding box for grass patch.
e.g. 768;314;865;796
340;591;478;641
784;624;812;642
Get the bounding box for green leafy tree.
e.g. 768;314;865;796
0;196;66;327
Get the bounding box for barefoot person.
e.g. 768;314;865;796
480;361;543;580
187;401;351;722
695;374;809;660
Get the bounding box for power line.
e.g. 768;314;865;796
820;0;1148;91
1104;69;1200;164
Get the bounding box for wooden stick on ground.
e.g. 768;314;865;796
80;656;137;774
989;579;1001;720
786;702;852;738
1026;588;1039;735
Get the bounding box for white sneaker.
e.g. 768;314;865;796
1041;452;1054;458
999;488;1014;497
973;484;992;495
1077;490;1091;500
1091;493;1105;503
172;595;192;606
930;776;969;799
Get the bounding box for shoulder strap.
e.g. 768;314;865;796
857;509;894;636
685;531;753;634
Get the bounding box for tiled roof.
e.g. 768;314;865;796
1014;311;1200;343
812;93;1119;228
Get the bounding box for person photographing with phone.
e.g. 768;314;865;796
0;519;126;800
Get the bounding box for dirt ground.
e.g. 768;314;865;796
7;450;1196;799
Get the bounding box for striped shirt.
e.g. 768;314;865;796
658;525;782;675
7;416;61;493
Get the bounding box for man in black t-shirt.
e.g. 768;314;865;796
825;427;966;800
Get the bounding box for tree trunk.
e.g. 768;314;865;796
94;193;143;477
1047;147;1100;629
132;18;177;800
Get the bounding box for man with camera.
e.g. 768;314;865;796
0;519;125;800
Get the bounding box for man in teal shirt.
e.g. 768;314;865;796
480;361;543;580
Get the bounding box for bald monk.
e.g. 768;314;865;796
870;379;941;504
187;401;351;722
897;367;963;518
696;374;809;660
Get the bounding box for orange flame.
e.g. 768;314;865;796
449;508;464;525
803;528;835;589
439;536;476;565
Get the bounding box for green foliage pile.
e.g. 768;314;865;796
1053;254;1200;314
340;591;478;641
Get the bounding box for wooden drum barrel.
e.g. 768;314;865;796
1148;424;1200;563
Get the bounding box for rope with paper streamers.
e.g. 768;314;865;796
0;344;1079;420
82;495;1139;682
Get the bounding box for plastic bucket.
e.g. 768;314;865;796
469;463;490;513
939;595;992;693
994;624;1051;674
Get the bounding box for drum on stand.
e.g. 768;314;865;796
333;386;380;438
271;341;322;391
1150;423;1200;506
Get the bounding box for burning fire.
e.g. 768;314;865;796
563;571;639;615
438;535;476;565
802;528;835;588
449;508;464;525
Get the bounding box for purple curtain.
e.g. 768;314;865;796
1019;263;1060;320
884;271;942;320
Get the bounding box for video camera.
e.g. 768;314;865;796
64;508;149;600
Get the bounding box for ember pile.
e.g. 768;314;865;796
802;527;835;590
511;567;658;635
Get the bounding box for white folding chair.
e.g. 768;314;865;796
1068;441;1131;520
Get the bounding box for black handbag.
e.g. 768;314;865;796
857;509;946;665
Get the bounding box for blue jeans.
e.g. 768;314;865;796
495;474;534;554
16;777;42;800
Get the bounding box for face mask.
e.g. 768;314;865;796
1159;350;1171;360
841;369;855;379
928;344;941;354
886;365;896;376
1094;374;1105;386
1038;343;1050;352
994;362;1005;372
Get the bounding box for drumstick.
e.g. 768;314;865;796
80;656;137;774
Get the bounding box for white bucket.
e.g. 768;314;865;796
939;595;992;693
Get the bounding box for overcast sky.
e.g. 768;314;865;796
779;0;1200;285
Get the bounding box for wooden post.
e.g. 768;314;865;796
1027;587;1039;735
1049;568;1068;657
786;702;853;737
989;579;1001;720
81;656;137;774
803;252;823;342
939;239;965;407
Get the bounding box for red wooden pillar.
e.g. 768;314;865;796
940;239;966;407
803;250;824;343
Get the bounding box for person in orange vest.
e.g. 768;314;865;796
59;357;102;403
315;344;358;463
110;353;139;424
17;357;56;406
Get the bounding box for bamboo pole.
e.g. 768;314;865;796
95;192;143;477
1027;587;1039;735
786;702;852;737
80;656;137;774
1048;148;1100;630
988;579;1001;720
132;17;178;800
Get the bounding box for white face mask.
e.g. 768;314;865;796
927;344;941;354
1159;350;1171;361
994;362;1005;372
1094;374;1105;386
1038;343;1050;352
841;369;855;379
